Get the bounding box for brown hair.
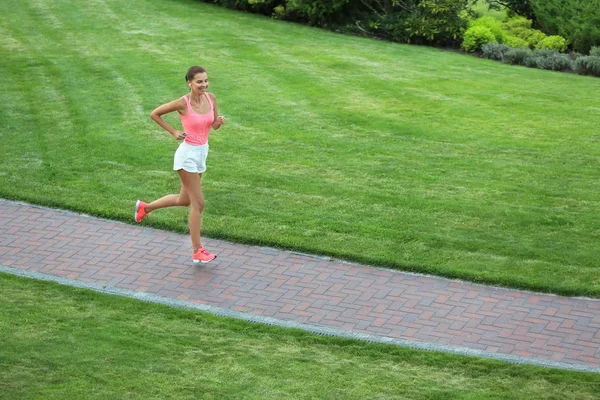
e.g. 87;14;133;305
185;66;207;82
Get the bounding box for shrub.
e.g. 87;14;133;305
585;57;600;76
524;54;540;68
482;43;511;61
523;49;572;71
523;49;554;68
504;47;532;65
531;0;600;54
536;35;568;52
533;48;559;59
284;0;354;26
504;16;532;30
503;16;548;49
573;56;589;74
213;0;475;47
504;35;529;49
508;27;546;49
470;16;506;43
462;25;497;52
397;0;471;46
272;4;285;19
524;30;548;49
573;56;600;76
589;46;600;57
541;53;573;71
356;0;473;46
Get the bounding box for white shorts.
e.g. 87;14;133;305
173;141;209;173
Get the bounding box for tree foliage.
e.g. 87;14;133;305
375;0;475;45
530;0;600;54
486;0;535;20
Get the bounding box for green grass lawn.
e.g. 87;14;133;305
1;273;599;399
1;0;600;297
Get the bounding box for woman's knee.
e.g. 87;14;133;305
177;196;191;207
190;198;205;212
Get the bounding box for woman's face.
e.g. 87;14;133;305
189;72;208;94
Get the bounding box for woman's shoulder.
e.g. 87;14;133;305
178;95;189;106
207;92;217;101
173;95;188;113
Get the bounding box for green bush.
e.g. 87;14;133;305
470;16;506;43
573;56;600;76
502;16;548;49
481;43;511;61
533;48;559;58
272;4;286;18
589;46;600;57
524;54;540;68
285;0;354;26
522;29;546;49
210;0;474;47
531;0;600;54
349;0;472;47
524;49;554;68
507;27;546;49
462;25;497;52
585;57;600;76
568;52;583;61
536;35;568;52
539;53;573;71
396;0;472;46
573;56;589;74
503;35;529;49
504;47;532;65
523;49;572;71
504;16;532;30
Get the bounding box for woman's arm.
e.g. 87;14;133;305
150;98;187;140
209;93;226;130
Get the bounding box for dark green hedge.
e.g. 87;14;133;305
530;0;600;54
202;0;475;47
203;0;600;54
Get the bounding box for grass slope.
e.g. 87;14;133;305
1;0;599;296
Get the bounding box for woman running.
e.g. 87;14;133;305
135;66;225;264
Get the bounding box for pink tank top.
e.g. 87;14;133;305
180;94;214;146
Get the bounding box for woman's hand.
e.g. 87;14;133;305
172;130;187;141
213;116;226;129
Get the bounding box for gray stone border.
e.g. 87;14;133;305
1;265;598;374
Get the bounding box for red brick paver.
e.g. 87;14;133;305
1;200;599;368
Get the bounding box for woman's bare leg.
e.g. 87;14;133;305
145;185;190;212
177;170;204;252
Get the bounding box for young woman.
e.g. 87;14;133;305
135;66;225;264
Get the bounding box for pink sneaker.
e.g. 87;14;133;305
193;247;216;264
134;200;150;223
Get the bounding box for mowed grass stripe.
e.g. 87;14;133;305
1;0;600;295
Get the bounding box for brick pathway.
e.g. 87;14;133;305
1;200;599;371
